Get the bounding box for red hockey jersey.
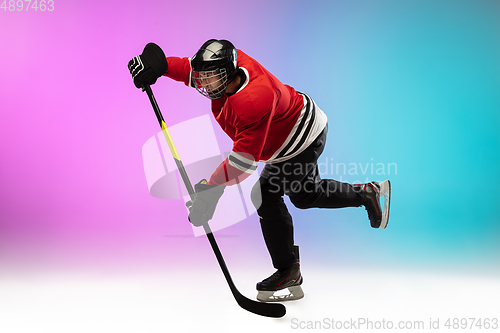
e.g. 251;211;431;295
164;50;325;186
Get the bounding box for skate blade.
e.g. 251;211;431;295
257;286;304;302
379;180;391;229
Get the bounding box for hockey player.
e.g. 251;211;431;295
128;40;391;302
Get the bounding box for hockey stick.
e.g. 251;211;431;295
142;84;286;318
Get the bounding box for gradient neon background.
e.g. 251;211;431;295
1;0;499;330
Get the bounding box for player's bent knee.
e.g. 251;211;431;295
289;193;316;209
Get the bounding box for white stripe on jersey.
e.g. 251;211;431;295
228;151;258;174
262;93;328;164
234;67;250;94
188;58;193;87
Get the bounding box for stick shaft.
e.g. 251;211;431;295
144;84;239;288
144;85;195;200
142;84;285;317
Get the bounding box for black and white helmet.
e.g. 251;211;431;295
191;39;238;99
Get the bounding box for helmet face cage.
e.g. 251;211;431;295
192;67;229;100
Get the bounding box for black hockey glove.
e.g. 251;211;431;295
186;180;225;227
128;43;168;89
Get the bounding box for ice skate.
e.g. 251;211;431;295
256;262;304;302
360;180;391;229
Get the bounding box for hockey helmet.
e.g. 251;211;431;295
191;39;238;99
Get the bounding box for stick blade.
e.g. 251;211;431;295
236;294;286;318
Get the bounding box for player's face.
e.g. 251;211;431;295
192;68;229;99
196;71;222;90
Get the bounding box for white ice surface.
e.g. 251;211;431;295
0;266;499;333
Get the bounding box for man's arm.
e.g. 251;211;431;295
208;93;277;186
164;57;192;87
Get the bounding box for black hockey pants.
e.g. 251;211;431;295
251;124;363;269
